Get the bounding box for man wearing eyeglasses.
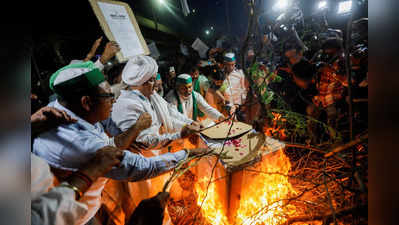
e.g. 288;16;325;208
32;61;207;225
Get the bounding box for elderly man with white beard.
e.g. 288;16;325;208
111;55;206;224
111;55;201;151
165;74;225;122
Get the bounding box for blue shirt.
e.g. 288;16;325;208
32;100;188;181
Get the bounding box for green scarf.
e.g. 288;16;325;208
193;78;205;117
175;90;198;121
193;78;200;93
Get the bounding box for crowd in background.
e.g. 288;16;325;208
30;16;368;225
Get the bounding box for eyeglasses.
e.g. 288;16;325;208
95;93;115;100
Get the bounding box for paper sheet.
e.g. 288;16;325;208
148;42;160;59
98;1;146;59
191;38;209;59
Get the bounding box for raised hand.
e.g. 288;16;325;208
100;41;121;64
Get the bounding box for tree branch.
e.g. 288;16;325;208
324;134;368;158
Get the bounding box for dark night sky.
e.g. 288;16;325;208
35;0;367;42
33;0;367;67
125;0;367;42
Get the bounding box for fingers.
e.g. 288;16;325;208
42;107;63;119
43;107;76;124
59;110;75;123
131;141;149;151
137;142;149;149
97;146;124;163
31;93;38;100
107;41;120;51
114;149;125;161
139;112;152;120
96;36;103;43
137;112;152;130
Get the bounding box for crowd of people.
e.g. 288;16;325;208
31;17;368;225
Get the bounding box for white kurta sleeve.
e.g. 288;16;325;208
135;126;182;149
195;92;223;120
167;102;193;125
112;92;183;149
31;183;89;225
164;91;193;127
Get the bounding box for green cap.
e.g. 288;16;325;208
49;61;105;98
176;74;192;85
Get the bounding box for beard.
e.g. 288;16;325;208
180;92;192;100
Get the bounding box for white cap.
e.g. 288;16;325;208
122;55;158;86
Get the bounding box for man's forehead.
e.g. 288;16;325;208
179;83;192;88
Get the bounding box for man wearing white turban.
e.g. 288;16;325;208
111;56;203;224
112;55;200;150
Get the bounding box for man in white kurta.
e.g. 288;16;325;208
165;74;225;122
222;52;250;114
111;56;202;224
111;56;199;150
33;61;195;225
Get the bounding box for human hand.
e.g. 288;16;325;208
181;123;201;138
136;112;152;130
100;41;121;64
81;146;124;180
84;36;103;61
229;105;237;115
130;141;149;151
31;107;77;135
218;115;226;121
191;121;204;129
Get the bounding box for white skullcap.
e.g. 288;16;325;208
176;74;193;85
224;52;236;62
122;55;158;86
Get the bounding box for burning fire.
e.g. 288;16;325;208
234;150;297;225
193;150;298;225
195;177;229;225
265;112;287;140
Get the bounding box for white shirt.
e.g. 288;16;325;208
31;154;88;225
112;90;193;149
32;100;188;225
165;90;223;121
223;69;249;106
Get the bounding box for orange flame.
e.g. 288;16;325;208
234;150;297;225
265;112;287;140
193;150;299;225
195;177;229;225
